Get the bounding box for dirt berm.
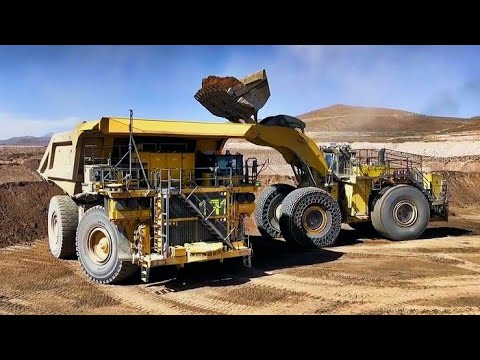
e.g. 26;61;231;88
0;181;62;248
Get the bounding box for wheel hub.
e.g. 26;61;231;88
302;206;328;234
393;200;418;227
88;228;112;264
274;203;282;221
51;212;59;245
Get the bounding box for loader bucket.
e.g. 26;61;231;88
194;69;270;123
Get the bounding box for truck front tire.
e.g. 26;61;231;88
76;206;136;284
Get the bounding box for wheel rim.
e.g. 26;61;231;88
302;205;328;235
274;203;282;222
50;212;59;245
87;227;112;264
393;200;418;227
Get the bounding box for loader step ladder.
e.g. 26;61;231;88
441;179;448;201
408;167;436;202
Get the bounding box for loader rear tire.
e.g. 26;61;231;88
280;187;342;248
76;206;136;284
254;184;295;240
48;195;78;259
371;185;430;241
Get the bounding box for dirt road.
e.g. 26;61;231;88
1;222;480;315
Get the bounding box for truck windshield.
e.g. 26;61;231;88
216;155;243;176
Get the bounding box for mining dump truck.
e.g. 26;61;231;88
38;116;260;284
38;69;448;283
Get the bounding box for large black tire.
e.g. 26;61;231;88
48;195;78;259
254;184;295;240
76;206;136;284
279;187;342;248
371;185;430;241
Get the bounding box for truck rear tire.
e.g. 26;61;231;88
254;184;295;240
371;185;430;241
280;187;342;248
48;195;78;259
76;206;136;284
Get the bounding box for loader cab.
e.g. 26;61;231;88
321;145;354;177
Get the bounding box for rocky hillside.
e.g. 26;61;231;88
298;104;479;133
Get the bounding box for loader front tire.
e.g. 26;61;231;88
76;206;136;284
48;195;78;259
280;187;342;248
254;184;295;240
371;185;430;241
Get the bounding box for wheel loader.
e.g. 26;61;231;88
195;69;448;248
37;68;448;284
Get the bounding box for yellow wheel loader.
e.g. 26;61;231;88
37;69;447;284
195;69;448;249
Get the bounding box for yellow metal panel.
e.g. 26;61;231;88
136;152;151;172
182;153;195;180
150;153;169;179
167;153;182;179
140;224;151;255
349;178;371;217
186;242;223;254
145;245;251;268
99;117;253;138
107;199;151;220
170;246;187;257
236;202;255;214
221;248;251;258
228;186;259;193
355;164;386;177
424;173;443;199
197;139;219;152
232;241;247;248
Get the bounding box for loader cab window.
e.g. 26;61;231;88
325;153;338;172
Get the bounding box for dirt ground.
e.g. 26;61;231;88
1;133;480;315
1;220;480;315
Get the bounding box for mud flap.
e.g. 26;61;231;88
114;224;134;262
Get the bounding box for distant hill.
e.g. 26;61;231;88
298;104;480;133
0;134;51;146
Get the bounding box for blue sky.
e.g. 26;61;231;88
0;45;479;138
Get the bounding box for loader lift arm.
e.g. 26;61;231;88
244;117;331;187
194;69;332;187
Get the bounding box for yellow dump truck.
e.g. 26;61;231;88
38;115;264;283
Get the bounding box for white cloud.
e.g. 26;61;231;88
0;113;80;139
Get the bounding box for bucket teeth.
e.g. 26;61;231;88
194;86;256;123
